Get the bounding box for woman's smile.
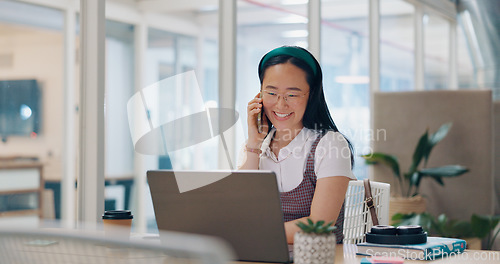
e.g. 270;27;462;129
273;111;293;119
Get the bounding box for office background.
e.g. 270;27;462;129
0;0;497;237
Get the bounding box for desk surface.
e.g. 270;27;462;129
237;244;500;264
2;229;499;264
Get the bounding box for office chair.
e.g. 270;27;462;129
0;225;235;264
343;180;390;244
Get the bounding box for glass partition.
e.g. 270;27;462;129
104;20;135;212
142;21;219;232
380;0;415;92
424;13;450;90
0;0;65;224
321;0;370;179
456;19;476;89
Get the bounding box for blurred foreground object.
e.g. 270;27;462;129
0;224;235;264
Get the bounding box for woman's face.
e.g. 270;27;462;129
261;62;310;133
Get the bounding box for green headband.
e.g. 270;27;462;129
260;46;318;76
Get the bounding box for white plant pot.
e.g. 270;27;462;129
293;232;336;264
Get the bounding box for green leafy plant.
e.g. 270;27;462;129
361;122;469;197
392;212;500;250
296;218;337;234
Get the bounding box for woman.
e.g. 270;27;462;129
238;46;356;244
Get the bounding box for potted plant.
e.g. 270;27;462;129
392;212;500;250
294;219;337;264
361;122;468;218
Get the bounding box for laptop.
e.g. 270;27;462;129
147;170;292;263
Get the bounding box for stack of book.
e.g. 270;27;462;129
357;236;466;260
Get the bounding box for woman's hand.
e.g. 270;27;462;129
247;92;269;149
284;176;350;244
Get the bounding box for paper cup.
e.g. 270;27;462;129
102;210;133;240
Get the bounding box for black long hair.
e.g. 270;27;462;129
258;46;354;167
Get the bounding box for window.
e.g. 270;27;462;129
380;0;415;92
456;15;476;89
424;13;450;90
321;0;370;179
104;19;135;213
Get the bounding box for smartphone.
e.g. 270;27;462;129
257;91;262;133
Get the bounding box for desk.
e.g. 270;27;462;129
2;228;499;264
237;244;500;264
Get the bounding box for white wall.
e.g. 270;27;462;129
0;28;65;181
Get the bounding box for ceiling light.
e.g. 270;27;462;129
198;5;218;12
281;30;308;38
281;0;308;5
335;75;370;84
275;15;308;24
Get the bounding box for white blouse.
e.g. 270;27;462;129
238;127;356;192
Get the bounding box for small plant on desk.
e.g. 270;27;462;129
294;219;337;264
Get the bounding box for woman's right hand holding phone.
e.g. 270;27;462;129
246;92;268;149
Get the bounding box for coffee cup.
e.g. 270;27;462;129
102;210;133;240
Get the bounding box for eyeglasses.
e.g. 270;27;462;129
261;90;309;104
